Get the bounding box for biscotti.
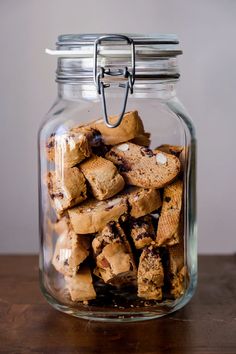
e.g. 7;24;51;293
92;222;137;286
52;217;90;276
156;179;183;246
47;167;87;215
52;232;90;276
130;215;155;249
156;144;186;171
65;266;96;301
45;109;189;306
167;232;187;299
89;111;145;145
80;155;125;200
156;144;184;156
46;131;90;167
68;195;128;234
124;186;162;218
92;221;125;256
138;244;164;300
106;142;181;188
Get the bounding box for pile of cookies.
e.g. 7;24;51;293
46;111;187;305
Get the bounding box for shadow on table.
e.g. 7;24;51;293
38;307;195;354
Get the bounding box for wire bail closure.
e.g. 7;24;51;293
93;34;135;128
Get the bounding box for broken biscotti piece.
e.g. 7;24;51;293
156;144;187;171
106;142;180;189
156;179;183;246
138;244;164;300
68;195;128;234
124;186;162;218
52;218;90;276
89;111;145;145
47;167;87;215
92;222;137;286
46;126;101;168
167;232;187;299
130;215;155;249
80;155;125;200
65;265;96;301
156;144;184;156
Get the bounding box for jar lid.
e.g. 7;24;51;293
47;33;182;58
46;33;182;127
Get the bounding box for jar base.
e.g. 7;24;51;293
41;273;197;322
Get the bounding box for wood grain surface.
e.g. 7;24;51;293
0;255;235;354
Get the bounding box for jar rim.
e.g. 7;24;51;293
57;33;181;47
46;33;182;58
46;33;182;83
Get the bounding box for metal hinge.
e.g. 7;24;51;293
93;34;135;128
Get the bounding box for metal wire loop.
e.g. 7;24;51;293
93;34;136;128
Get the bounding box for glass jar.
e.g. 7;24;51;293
38;34;197;321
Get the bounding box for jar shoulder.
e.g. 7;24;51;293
166;96;196;139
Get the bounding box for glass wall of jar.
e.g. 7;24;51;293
38;34;197;321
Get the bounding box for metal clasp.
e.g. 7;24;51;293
93;34;135;128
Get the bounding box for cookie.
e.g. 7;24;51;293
68;195;128;234
137;244;164;300
52;220;90;276
156;179;183;246
167;228;187;299
156;144;184;156
46;126;101;168
92;221;134;256
65;265;96;301
92;222;137;286
125;186;162;218
80;155;125;200
96;243;137;286
89;111;145;145
130;215;155;249
70;125;102;148
47;167;87;215
92;221;125;256
156;144;187;171
106;142;180;188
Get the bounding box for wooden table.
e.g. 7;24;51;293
0;255;235;354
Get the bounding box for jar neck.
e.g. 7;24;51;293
58;81;178;101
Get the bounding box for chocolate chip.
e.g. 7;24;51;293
118;164;131;173
164;196;171;203
64;259;69;266
109;151;118;158
146;246;160;257
90;130;102;147
46;140;55;149
140;147;154;157
50;192;64;200
118;165;127;173
92;143;109;157
136;232;150;241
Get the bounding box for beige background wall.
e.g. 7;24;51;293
0;0;235;254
